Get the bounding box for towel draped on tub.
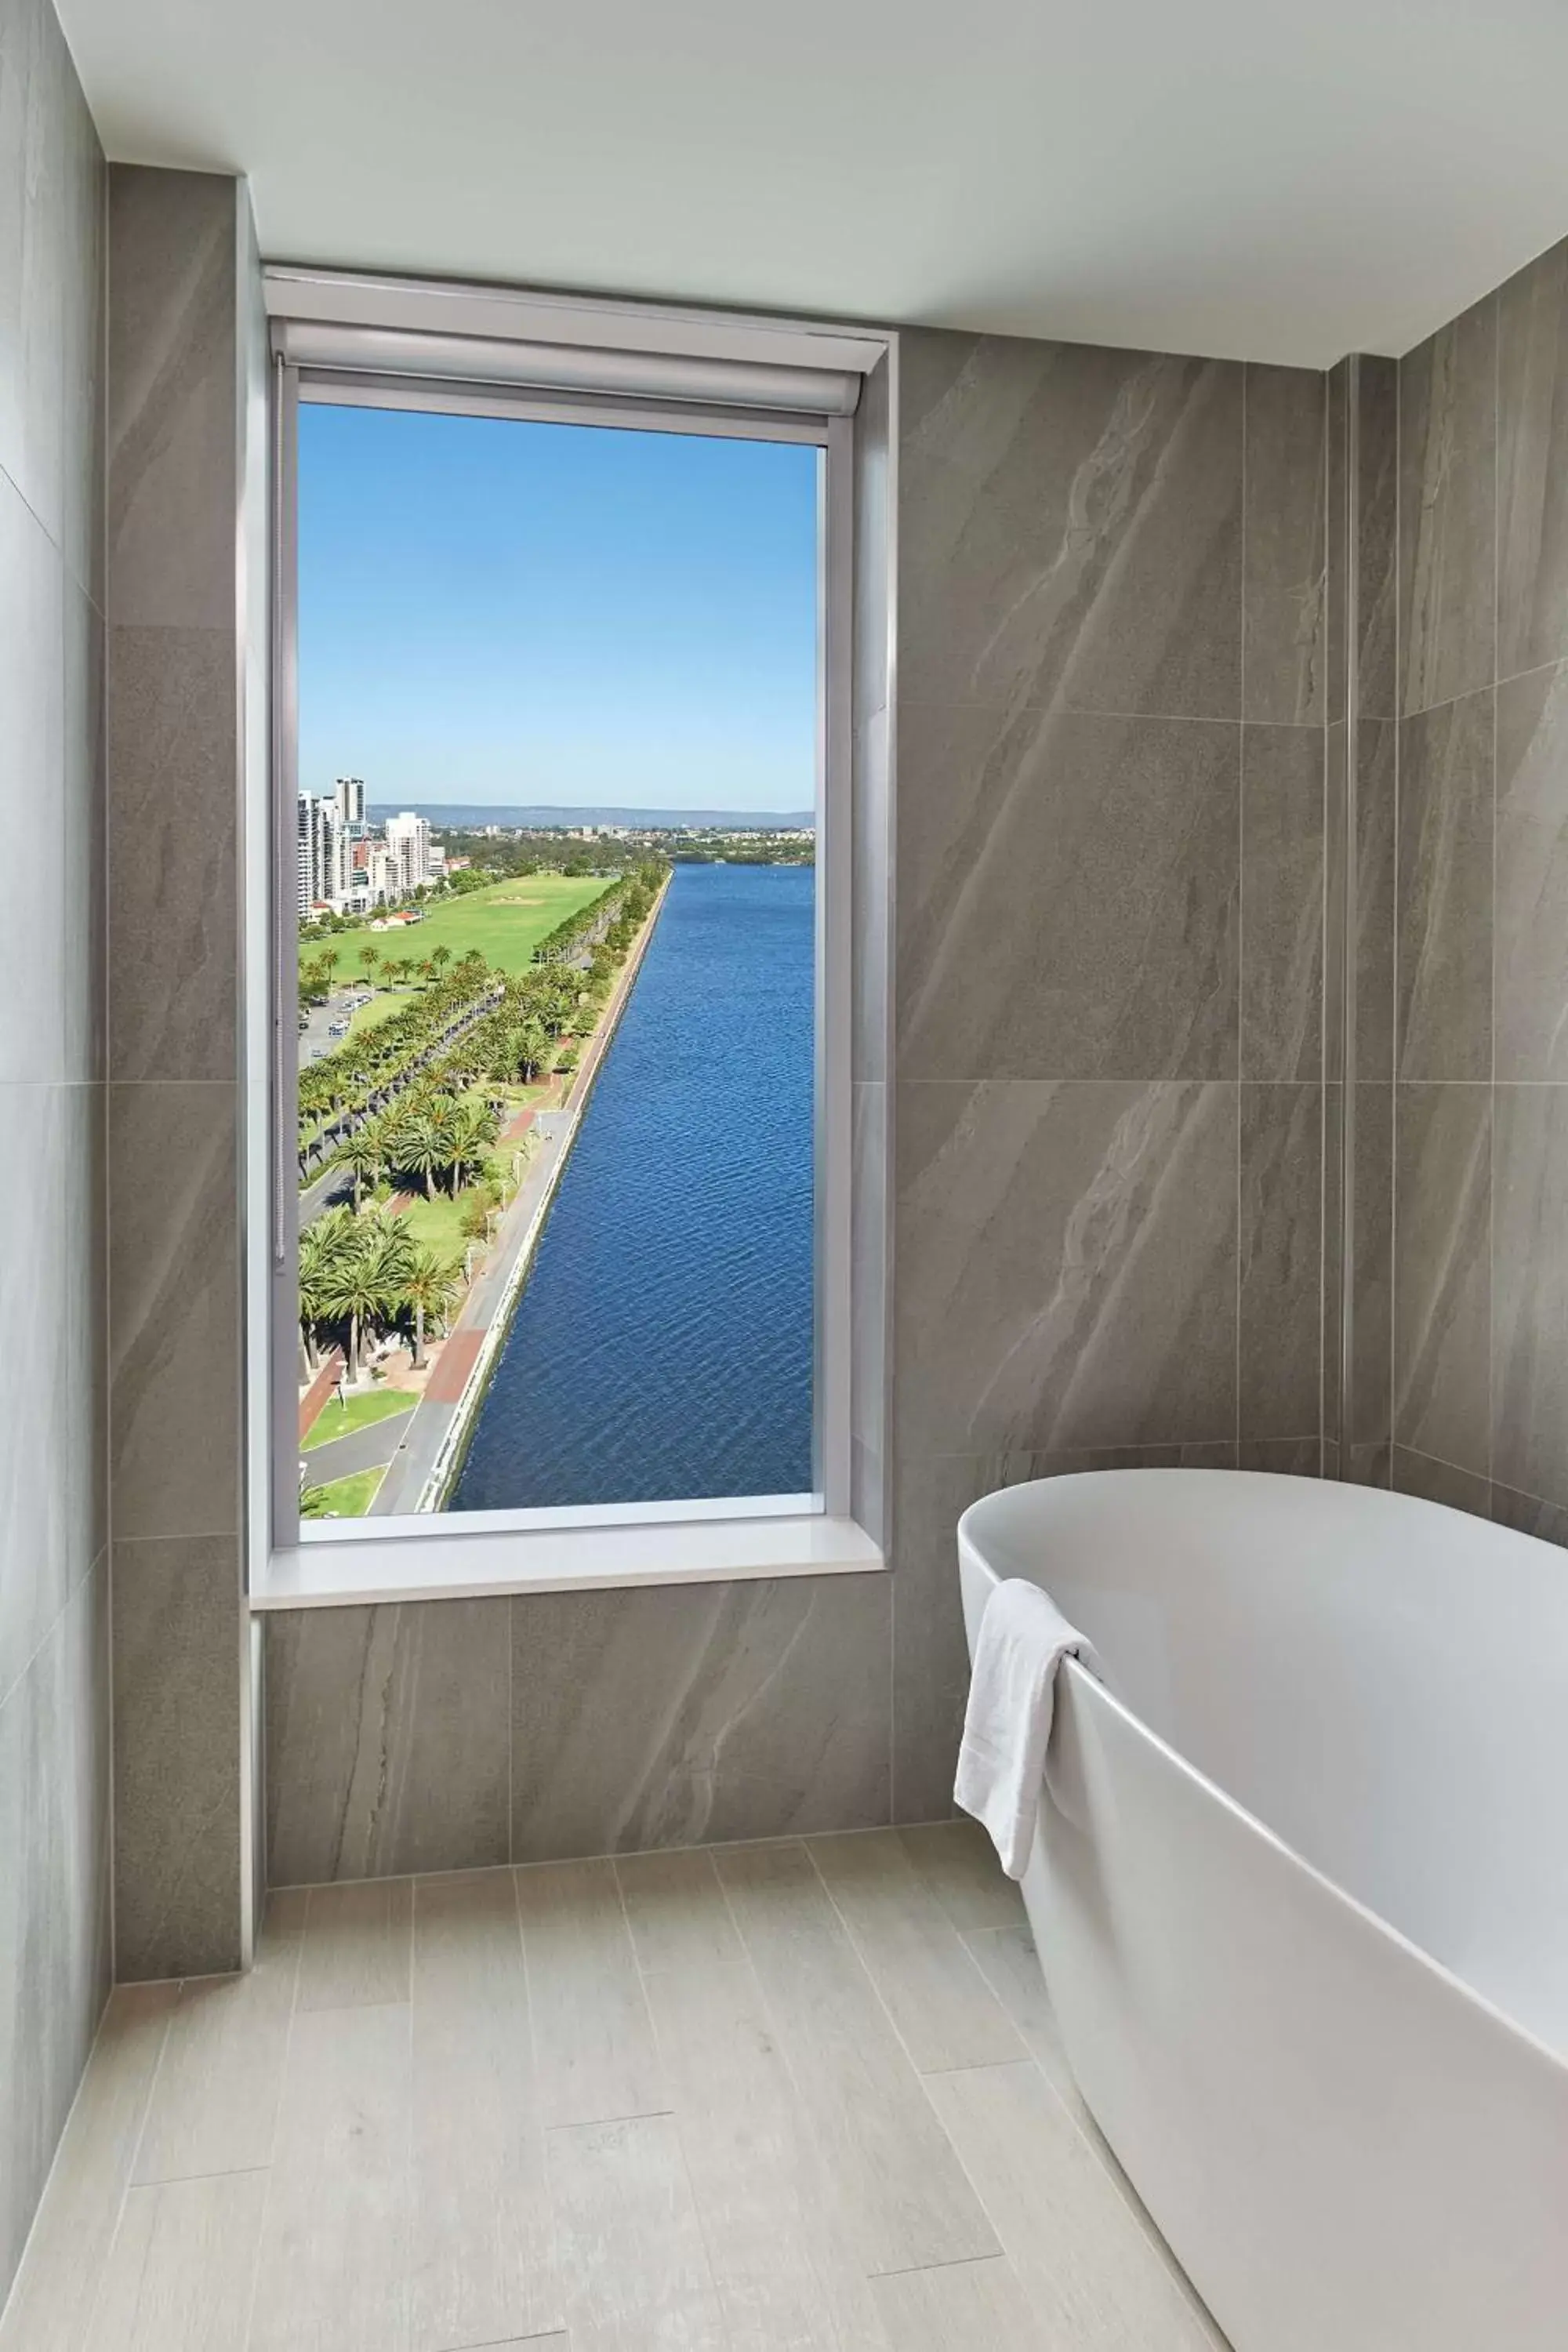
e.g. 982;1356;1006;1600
955;1577;1103;1878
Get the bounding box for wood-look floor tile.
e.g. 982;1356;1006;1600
84;2171;267;2352
896;1820;1024;1931
0;1983;178;2352
869;2254;1045;2348
714;1842;997;2277
296;1877;412;2011
925;2061;1221;2348
614;1846;744;1976
133;1890;306;2183
411;1870;562;2352
547;2112;727;2351
808;1831;1025;2072
961;1923;1077;2101
646;1956;891;2350
515;1859;666;2129
249;2000;413;2352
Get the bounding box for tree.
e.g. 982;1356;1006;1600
430;944;452;975
517;1020;551;1082
336;1122;385;1210
358;945;379;982
398;1248;463;1368
321;1212;414;1381
297;1204;361;1370
320;949;340;989
448;1099;499;1194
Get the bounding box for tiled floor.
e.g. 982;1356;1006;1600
0;1822;1226;2350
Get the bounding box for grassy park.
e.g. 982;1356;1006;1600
300;873;612;989
300;1388;413;1452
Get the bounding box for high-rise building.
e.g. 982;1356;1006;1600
335;775;366;828
384;811;431;894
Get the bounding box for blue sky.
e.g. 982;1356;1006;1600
297;403;819;812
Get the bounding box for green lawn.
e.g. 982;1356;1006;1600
300;1466;385;1518
300;873;612;987
300;1388;414;1452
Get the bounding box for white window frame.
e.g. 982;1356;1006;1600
256;275;879;1600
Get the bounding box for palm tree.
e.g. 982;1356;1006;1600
358;945;379;983
430;944;452;976
517;1020;551;1082
337;1121;385;1210
387;1109;448;1200
297;1205;359;1371
322;1214;414;1381
397;1248;463;1368
448;1098;499;1193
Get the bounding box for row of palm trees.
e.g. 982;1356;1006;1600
337;1087;502;1207
299;1205;466;1383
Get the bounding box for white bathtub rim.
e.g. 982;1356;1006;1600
958;1484;1568;2084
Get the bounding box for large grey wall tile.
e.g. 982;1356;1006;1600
1355;717;1396;1080
510;1574;891;1860
0;0;66;539
59;56;103;608
895;1080;1238;1454
1243;365;1327;723
1498;236;1568;683
1393;1083;1491;1475
1240;1083;1323;1442
1324;721;1345;1081
1390;1446;1490;1517
1490;1483;1568;1548
1396;689;1494;1080
898;706;1239;1080
0;469;65;1083
113;1533;241;1979
1496;659;1568;1079
1240;724;1323;1079
1349;1083;1393;1450
108;1080;240;1543
107;624;238;1080
1492;1083;1568;1504
64;579;106;1082
0;1084;69;1699
1323;1082;1342;1439
107;167;238;631
1399;299;1497;715
898;328;1242;719
0;1555;111;2299
265;1599;511;1886
1354;355;1399;720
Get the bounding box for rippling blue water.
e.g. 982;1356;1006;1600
451;862;815;1508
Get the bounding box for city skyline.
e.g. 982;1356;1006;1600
298;404;820;813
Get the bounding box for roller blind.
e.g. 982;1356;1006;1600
264;268;876;417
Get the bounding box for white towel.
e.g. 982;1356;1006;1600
955;1579;1104;1879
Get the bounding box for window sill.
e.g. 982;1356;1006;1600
256;1513;886;1610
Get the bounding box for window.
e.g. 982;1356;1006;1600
263;278;876;1559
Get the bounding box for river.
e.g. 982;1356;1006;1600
449;861;815;1508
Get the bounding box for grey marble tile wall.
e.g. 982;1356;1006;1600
1389;231;1568;1537
106;167;258;1978
263;1574;891;1882
1335;358;1400;1478
0;0;111;2310
889;328;1330;1819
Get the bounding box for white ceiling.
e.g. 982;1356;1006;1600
57;0;1568;367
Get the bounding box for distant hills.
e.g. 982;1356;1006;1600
368;802;815;832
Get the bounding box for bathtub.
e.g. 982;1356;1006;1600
957;1469;1568;2352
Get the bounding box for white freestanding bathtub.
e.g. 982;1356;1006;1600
957;1469;1568;2352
